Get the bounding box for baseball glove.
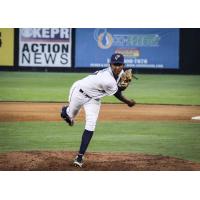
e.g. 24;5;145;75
118;69;133;90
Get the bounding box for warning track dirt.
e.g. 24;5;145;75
0;102;200;122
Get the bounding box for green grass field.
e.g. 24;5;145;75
0;71;200;105
0;121;200;162
0;71;200;163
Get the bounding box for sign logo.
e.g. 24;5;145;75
20;28;70;42
94;29;113;49
94;29;160;49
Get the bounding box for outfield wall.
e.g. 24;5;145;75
0;28;200;74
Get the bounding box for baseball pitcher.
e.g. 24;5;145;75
61;53;136;167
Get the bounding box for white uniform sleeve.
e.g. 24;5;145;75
103;82;118;96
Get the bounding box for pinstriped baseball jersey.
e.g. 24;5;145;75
78;67;124;99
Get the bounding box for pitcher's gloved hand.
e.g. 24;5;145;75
118;69;133;90
127;99;136;107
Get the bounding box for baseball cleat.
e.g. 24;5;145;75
60;106;74;126
73;155;84;168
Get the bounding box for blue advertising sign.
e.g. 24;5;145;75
75;28;179;69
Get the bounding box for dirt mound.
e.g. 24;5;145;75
0;151;200;171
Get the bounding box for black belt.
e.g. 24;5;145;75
79;89;91;98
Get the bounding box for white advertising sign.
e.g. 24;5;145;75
19;28;72;67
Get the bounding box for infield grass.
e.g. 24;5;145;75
0;72;200;105
0;121;200;162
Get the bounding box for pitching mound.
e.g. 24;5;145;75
0;151;200;171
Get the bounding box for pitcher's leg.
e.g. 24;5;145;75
74;129;94;167
84;99;101;131
61;82;88;126
73;100;101;167
66;82;82;119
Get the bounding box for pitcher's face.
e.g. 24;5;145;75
111;63;125;76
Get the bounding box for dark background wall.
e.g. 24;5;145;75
180;28;200;74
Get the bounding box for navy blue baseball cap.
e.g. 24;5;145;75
110;53;125;65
